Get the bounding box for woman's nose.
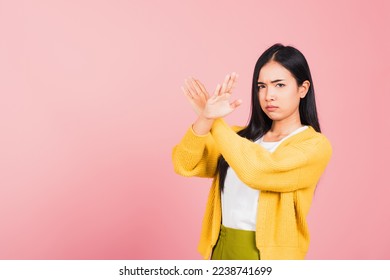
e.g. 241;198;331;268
265;88;276;101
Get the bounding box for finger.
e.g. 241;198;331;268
213;84;221;98
185;78;197;97
182;87;194;103
182;85;194;99
186;78;203;101
195;79;209;99
226;72;238;92
220;74;230;95
197;87;208;104
190;77;203;96
194;81;208;103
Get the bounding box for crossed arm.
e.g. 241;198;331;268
173;73;332;192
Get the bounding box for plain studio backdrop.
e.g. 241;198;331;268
0;0;389;259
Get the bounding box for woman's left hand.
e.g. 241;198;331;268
202;73;242;119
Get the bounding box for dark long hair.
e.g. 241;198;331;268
217;43;321;190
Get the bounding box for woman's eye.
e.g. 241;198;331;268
276;83;285;88
258;84;265;89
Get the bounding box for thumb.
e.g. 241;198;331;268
230;99;242;109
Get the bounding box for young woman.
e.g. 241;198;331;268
172;43;332;260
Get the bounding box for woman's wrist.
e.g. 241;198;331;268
192;114;215;136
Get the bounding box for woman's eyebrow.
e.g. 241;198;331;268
257;79;285;84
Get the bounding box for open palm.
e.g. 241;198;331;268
203;83;242;119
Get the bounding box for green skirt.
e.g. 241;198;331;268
211;224;260;260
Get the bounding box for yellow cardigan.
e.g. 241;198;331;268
172;118;332;260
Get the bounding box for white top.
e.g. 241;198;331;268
221;126;308;230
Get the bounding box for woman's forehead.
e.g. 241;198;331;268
258;61;294;82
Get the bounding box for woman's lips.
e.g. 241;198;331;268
266;106;278;111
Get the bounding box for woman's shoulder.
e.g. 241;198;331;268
308;126;331;143
296;126;333;157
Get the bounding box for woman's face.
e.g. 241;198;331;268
257;61;309;122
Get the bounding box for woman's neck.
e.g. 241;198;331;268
269;117;303;138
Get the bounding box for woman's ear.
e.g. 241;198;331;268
299;80;310;98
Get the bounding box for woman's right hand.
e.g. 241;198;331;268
181;77;209;116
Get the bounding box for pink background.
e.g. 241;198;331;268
1;0;389;259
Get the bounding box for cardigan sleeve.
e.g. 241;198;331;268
210;118;332;192
172;125;220;178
